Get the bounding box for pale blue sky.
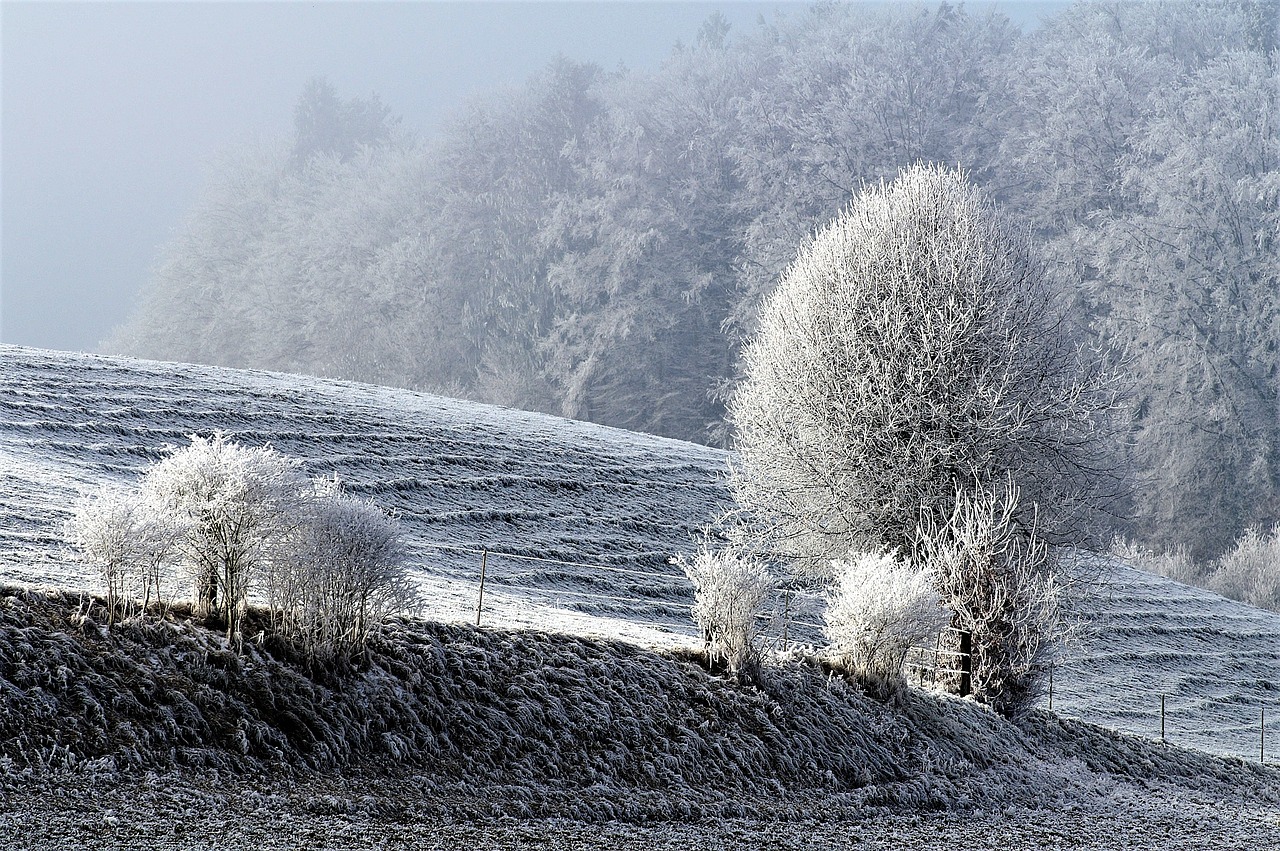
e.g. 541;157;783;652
2;1;1065;353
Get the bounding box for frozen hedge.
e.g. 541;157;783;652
2;586;1275;821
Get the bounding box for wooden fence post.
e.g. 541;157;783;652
1048;664;1054;712
1262;707;1267;764
781;590;790;652
958;630;972;698
1160;694;1166;743
475;548;488;627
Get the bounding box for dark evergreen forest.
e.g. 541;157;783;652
108;0;1279;560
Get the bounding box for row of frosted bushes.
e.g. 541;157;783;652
65;433;413;665
1116;530;1280;613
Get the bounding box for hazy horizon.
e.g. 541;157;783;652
2;1;1063;354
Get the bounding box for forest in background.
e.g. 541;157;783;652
107;0;1279;560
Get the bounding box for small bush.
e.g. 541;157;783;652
823;552;946;700
1110;537;1204;586
1208;526;1280;611
272;479;416;663
65;485;179;623
677;546;773;681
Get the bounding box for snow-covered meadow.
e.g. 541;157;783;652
1;344;1278;767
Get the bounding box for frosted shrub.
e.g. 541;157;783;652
1208;526;1280;612
823;552;946;699
678;547;773;680
141;433;306;638
1110;537;1202;585
66;485;179;624
919;479;1067;717
62;437;415;661
277;481;415;662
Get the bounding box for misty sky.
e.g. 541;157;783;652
2;1;1063;354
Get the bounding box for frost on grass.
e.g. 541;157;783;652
2;585;1275;824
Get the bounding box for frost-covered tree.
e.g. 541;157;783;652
677;546;773;680
275;478;415;662
731;163;1123;568
1082;48;1280;559
65;485;179;623
291;76;397;166
61;438;413;658
823;552;946;700
141;433;306;638
994;1;1278;559
918;480;1068;716
105;1;1277;562
544;34;748;440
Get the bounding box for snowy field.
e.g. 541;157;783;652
2;345;1278;765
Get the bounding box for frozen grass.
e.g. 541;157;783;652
3;345;1279;772
2;585;1276;823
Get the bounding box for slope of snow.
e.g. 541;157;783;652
0;345;729;647
2;345;1277;765
1058;554;1280;763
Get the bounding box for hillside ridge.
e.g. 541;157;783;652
3;345;1280;764
3;584;1276;824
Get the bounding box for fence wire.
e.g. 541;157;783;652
412;540;1276;766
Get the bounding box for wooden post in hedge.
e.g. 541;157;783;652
475;548;488;627
781;590;790;652
958;630;972;698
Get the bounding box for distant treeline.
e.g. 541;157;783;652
108;0;1279;560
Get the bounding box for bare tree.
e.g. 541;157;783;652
918;479;1069;715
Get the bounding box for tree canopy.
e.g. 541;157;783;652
730;164;1121;564
107;0;1280;559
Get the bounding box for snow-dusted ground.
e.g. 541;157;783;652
1;770;1274;851
1058;556;1280;763
0;345;726;649
2;345;1278;767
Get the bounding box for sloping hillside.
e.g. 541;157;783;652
2;344;1278;766
0;344;728;646
1060;556;1280;762
2;583;1276;843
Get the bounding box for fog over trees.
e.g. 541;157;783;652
107;0;1279;560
